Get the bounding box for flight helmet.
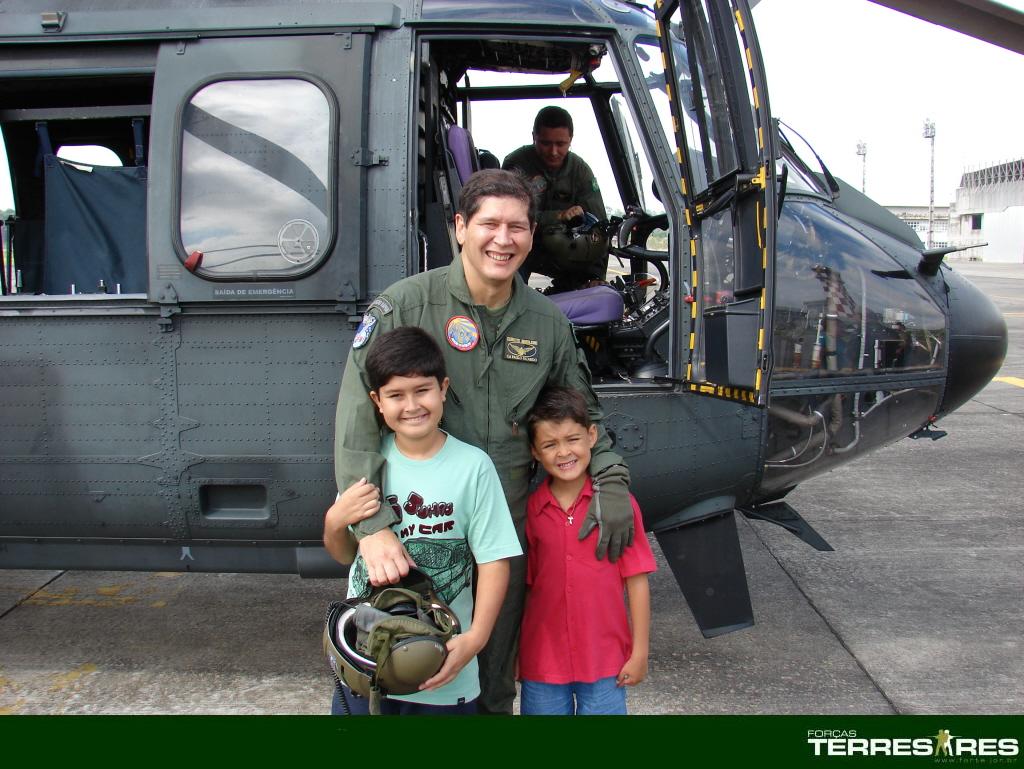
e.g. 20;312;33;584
324;568;459;705
537;212;609;287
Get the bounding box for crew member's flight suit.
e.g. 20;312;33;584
334;253;626;715
502;146;608;289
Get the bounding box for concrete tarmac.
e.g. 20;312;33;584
1;261;1021;715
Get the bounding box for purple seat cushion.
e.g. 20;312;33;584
447;125;474;185
549;285;624;325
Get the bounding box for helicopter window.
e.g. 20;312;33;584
1;116;149;297
179;78;332;280
0;53;155;297
777;127;828;197
609;93;666;221
772;201;946;380
633;38;682;204
661;3;739;193
775;154;820;195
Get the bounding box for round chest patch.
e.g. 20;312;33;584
445;315;480;352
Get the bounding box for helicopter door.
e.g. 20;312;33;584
655;0;776;404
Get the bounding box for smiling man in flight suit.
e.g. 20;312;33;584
324;169;633;715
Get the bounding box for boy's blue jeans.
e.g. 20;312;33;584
520;676;627;715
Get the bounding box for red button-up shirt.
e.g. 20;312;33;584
519;476;657;685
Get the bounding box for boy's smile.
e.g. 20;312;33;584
530;417;598;487
370;374;449;454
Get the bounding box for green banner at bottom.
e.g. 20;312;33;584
2;714;1022;767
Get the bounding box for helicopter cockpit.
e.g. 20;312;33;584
417;36;674;384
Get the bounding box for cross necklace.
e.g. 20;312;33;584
565;495;582;526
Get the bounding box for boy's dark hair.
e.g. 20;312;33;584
525;386;592;443
365;326;447;392
533;105;574;137
458;168;537;227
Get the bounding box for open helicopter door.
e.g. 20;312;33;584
655;0;776;403
654;0;778;636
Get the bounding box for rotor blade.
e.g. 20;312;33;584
868;0;1024;55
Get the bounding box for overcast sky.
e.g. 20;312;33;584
751;0;1024;206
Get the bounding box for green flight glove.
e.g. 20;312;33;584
578;464;634;562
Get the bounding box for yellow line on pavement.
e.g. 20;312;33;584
49;663;97;693
994;377;1024;388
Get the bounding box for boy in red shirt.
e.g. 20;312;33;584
518;386;656;715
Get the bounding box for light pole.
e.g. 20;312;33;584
923;119;936;248
856;141;867;194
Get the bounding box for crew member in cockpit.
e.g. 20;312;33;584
503;106;608;292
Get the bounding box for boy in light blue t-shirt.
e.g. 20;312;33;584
324;326;521;715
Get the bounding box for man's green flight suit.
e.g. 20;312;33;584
334;253;626;715
502;146;608;287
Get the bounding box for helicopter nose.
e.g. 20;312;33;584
936;268;1008;418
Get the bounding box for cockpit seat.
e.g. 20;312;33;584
477;148;500;170
446;124;476;185
548;284;624;326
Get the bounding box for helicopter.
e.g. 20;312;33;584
0;0;1011;638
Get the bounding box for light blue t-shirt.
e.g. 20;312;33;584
347;431;522;706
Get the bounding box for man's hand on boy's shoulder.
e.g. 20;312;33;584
579;464;634;562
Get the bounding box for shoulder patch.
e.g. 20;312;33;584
367;296;394;316
352;313;378;349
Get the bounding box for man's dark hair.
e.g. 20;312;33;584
365;326;447;393
533;105;574;137
525;385;592;443
457;168;537;227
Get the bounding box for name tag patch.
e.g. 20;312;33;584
367;296;394;316
504;336;539;363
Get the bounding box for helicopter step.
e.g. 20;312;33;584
738;501;834;552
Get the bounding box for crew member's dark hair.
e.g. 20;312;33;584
525;385;592;443
457;168;537;227
533;105;574;137
365;326;447;392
